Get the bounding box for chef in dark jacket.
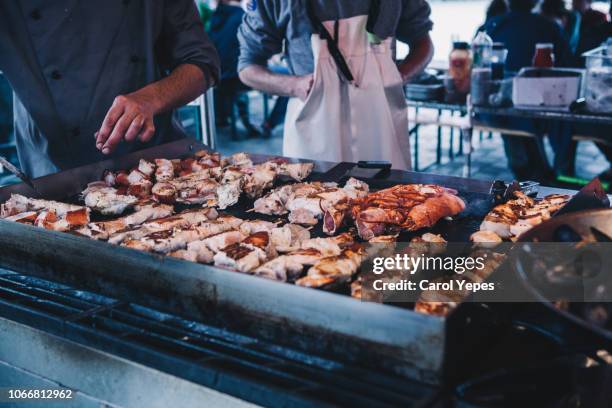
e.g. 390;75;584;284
0;1;220;178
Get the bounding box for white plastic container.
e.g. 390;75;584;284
583;44;612;113
512;67;583;110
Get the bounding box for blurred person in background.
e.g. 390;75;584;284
546;1;611;181
476;0;509;34
574;0;611;61
486;0;510;20
0;1;219;178
197;0;217;31
482;0;572;181
572;0;608;27
541;0;581;52
208;0;260;136
237;0;434;170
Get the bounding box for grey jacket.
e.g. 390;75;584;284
0;0;220;178
238;0;433;75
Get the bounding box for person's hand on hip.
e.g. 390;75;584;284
290;74;314;102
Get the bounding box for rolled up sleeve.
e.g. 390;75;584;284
397;0;433;45
158;0;221;85
237;0;285;72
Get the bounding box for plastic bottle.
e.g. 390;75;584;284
471;31;493;105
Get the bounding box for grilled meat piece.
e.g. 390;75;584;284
82;204;174;239
239;220;278;236
278;162;314;182
154;158;175;181
1;194;88;219
253;182;338;216
470;230;503;248
184;230;246;263
254;255;305;282
214;243;267;273
214;179;242;210
82;182;139;215
222;152;253;168
350;184;465;239
301;233;354;256
478;191;571;241
152;182;177;203
296;245;365;288
107;208;219;245
137;159;156;177
242;162;278;199
194;150;222;168
270;224;311;253
4;211;39;224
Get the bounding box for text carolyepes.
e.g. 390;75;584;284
371;279;496;292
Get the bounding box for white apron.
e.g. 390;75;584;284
283;14;411;170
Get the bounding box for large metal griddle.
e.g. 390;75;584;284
0;138;500;384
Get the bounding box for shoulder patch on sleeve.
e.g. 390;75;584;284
244;0;258;12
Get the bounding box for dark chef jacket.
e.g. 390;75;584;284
0;0;220;178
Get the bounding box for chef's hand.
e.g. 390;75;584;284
290;74;314;102
95;92;157;155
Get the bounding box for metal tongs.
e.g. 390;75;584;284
0;155;38;193
489;180;540;205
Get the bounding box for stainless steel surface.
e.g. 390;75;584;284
0;139;576;384
0;317;256;408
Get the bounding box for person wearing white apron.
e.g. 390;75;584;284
237;0;434;170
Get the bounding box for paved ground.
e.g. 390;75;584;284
216;93;610;184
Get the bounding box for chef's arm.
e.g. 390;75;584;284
397;34;434;84
95;63;209;154
239;65;313;101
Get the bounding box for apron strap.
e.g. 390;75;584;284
305;0;354;83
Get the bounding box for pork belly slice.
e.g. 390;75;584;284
137;159;156;177
288;208;319;225
127;169;149;185
222;152;253;168
194;150;222;168
82;183;139;215
4;211;39;224
278;162;314;182
213;243;267;273
270;224;311;253
214;179;242;210
84;204;175;239
242;162;278;199
126;180;153;199
168;249;199;263
479;192;571;240
108;208;223;245
300;233;354;257
239;220;278;236
176;179;219;205
1;194;88;219
252;182;338;216
470;230;503;248
154;159;175;182
296;245;365;288
254;255;306;282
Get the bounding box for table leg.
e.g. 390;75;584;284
437;109;442;164
462;127;473;178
